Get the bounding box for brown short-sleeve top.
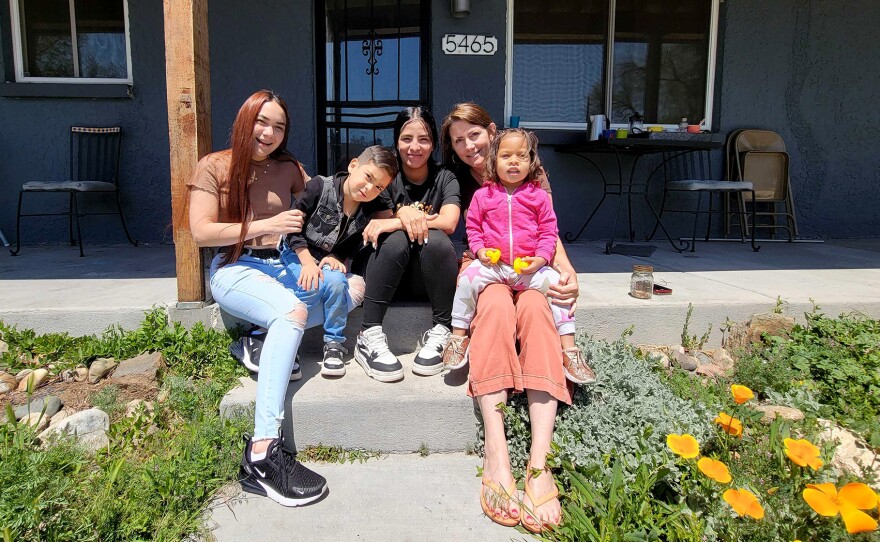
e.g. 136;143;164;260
187;150;307;248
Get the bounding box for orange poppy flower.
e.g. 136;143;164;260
803;483;879;534
783;438;824;470
666;434;699;459
730;384;754;404
714;412;743;438
723;488;765;519
697;457;732;484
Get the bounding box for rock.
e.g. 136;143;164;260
74;365;88;382
16;368;49;392
88;358;118;384
48;407;75;428
125;399;155;418
60;368;77;383
709;348;735;370
0;340;8;354
39;408;110;452
818;420;880;484
655;353;671;369
695;363;726;378
0;372;17;393
672;345;699;371
14;395;63;420
726;313;796;352
754;405;805;424
111;352;165;385
15;368;32;381
695;351;713;365
22;412;50;432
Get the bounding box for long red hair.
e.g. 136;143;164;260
221;90;294;265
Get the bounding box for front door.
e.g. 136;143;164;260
317;0;429;174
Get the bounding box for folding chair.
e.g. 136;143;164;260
725;129;798;239
11;126;137;257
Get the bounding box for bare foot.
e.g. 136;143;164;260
482;457;520;522
522;465;560;531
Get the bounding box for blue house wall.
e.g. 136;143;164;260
0;0;877;246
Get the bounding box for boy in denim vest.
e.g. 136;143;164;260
280;146;397;377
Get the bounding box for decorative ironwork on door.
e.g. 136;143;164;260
317;0;429;174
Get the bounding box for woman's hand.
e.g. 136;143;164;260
298;261;323;291
547;265;580;316
318;255;346;274
260;209;305;235
396;206;437;245
362;218;402;248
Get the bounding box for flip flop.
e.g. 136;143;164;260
480;478;520;527
521;463;560;534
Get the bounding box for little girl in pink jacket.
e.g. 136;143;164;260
442;129;595;385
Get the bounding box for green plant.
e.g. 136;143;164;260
90;385;124;418
296;444;381;464
681;303;712;352
418;443;430;457
773;296;787;315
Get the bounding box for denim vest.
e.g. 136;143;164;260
303;174;371;259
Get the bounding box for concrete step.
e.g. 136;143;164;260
206;453;524;542
220;305;479;454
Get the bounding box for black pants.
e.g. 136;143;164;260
361;229;458;330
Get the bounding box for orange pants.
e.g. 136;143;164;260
467;283;573;405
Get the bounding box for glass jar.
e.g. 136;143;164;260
678;118;689;133
630;264;654;299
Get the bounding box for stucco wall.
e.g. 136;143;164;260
1;0;877;247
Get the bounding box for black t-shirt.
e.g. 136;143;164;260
378;163;461;215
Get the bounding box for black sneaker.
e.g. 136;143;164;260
412;324;451;376
321;341;347;377
239;435;327;507
354;327;404;382
229;330;301;381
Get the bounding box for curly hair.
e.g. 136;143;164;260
484;128;543;185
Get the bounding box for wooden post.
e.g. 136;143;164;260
164;0;211;303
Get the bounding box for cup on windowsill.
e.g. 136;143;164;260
509;115;520;128
687;124;701;134
616;128;628;139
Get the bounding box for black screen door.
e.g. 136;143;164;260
317;0;429;174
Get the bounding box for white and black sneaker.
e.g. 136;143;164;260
239;435;327;507
229;329;301;381
354;327;404;383
412;324;451;376
321;341;347;377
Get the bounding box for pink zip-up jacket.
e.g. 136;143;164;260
466;181;557;265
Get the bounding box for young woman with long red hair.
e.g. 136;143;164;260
187;90;327;506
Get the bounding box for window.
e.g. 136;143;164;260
10;0;132;83
506;0;718;129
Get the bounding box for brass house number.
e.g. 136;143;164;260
442;34;498;55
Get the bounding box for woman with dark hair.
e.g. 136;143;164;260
187;90;327;507
355;106;461;381
438;103;589;532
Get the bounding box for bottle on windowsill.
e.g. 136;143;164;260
679;118;688;133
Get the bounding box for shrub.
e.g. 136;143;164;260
495;333;712;483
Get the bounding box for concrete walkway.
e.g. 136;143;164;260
206;453;530;542
3;239;880;344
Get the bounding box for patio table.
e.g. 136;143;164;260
554;134;724;254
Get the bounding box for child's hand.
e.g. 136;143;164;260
516;256;547;275
298;261;323;291
479;248;501;266
318;255;346;274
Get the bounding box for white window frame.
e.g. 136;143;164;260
505;0;719;131
9;0;133;84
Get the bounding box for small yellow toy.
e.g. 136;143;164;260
484;248;501;264
513;257;528;274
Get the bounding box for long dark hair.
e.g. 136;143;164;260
221;90;294;265
392;106;439;170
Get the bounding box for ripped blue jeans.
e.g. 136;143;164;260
209;253;359;440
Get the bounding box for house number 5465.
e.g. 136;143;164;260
442;34;497;55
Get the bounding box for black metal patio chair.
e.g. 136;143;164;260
647;147;758;252
11;126;138;257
